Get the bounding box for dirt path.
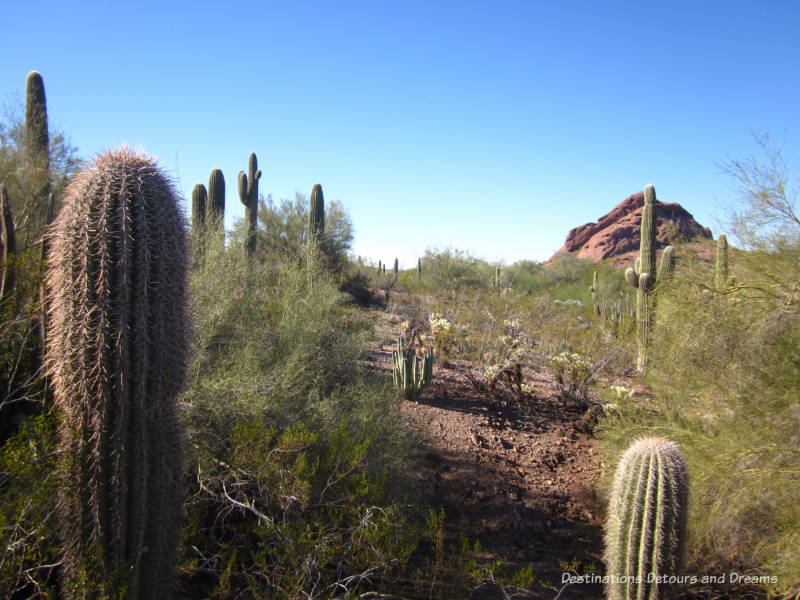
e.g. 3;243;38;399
365;313;607;599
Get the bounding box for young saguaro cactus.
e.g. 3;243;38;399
207;168;225;243
417;257;422;280
624;185;675;372
46;148;188;599
392;335;433;400
714;233;731;290
25;71;50;201
308;183;325;246
238;152;262;258
605;436;689;600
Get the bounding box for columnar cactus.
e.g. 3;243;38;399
238;152;262;258
192;183;207;235
308;182;325;246
495;265;501;290
591;271;599;310
25;71;50;201
714;234;729;290
207;168;225;242
393;257;399;277
392;335;433;400
417;257;422;280
625;185;674;372
46;148;188;599
605;436;689;600
377;260;382;274
0;183;16;303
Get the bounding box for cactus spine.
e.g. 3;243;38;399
624;185;674;372
238;152;262;258
207;168;225;244
605;437;689;600
0;183;16;303
392;335;433;400
46;149;188;599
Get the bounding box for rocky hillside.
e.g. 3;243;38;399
554;191;712;261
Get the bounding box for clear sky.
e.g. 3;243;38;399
3;0;799;267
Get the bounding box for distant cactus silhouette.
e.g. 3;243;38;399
238;152;261;258
393;257;399;277
192;182;207;235
417;257;422;280
46;148;188;599
605;436;689;600
714;233;733;290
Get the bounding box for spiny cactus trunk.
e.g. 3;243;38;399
238;153;261;259
191;183;207;262
393;257;398;277
636;273;651;373
640;184;657;283
0;184;17;304
308;183;325;245
605;437;689;600
46;148;188;600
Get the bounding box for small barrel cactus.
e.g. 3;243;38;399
392;335;433;400
46;148;188;599
605;436;689;600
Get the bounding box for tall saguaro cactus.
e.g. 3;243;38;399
625;185;675;372
46;148;188;599
207;168;225;244
25;71;51;247
605;437;689;600
308;183;325;246
238;152;262;258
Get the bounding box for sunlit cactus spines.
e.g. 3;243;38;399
392;335;433;400
658;245;675;282
207;167;225;234
715;233;729;290
308;182;325;245
45;148;188;599
0;183;16;303
605;436;689;600
238;152;262;258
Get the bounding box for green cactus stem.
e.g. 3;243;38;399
393;257;399;277
45;148;188;599
715;234;728;290
207;168;225;241
377;260;382;274
417;258;422;280
308;183;325;246
192;183;207;235
658;245;675;282
636;273;651;372
238;152;262;258
392;335;433;400
25;71;50;200
0;183;17;303
605;436;689;600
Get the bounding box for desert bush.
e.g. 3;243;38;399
181;232;421;598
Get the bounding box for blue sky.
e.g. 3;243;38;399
3;1;799;267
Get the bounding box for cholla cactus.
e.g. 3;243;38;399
46;148;188;599
605;437;689;600
392;335;433;399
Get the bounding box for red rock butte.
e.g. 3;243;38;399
554;191;712;261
